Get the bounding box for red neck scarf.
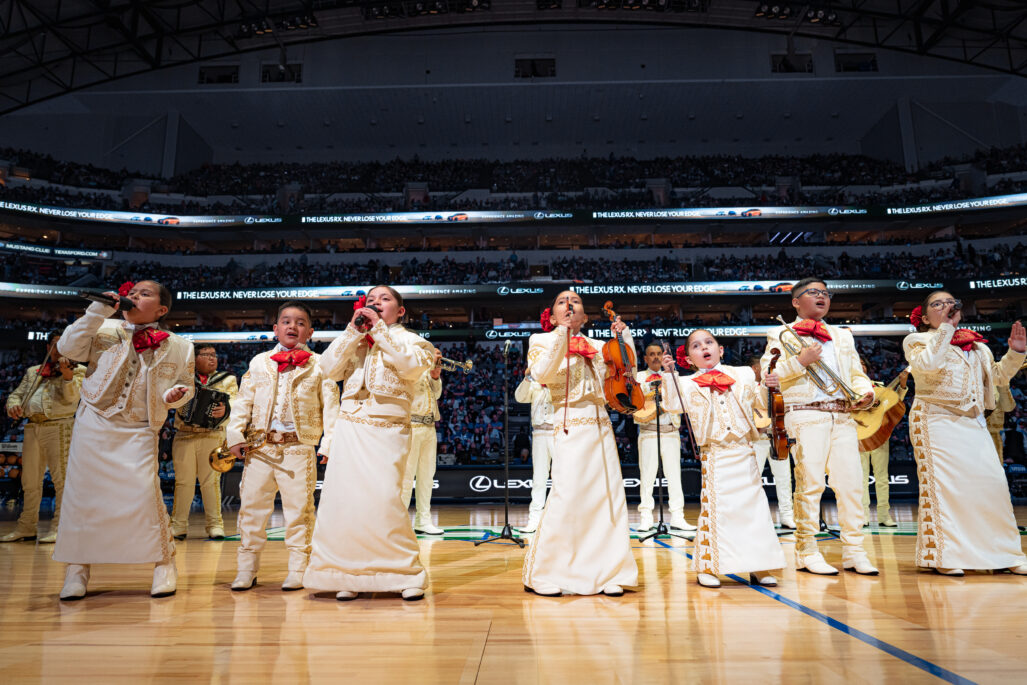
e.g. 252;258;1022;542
693;369;735;393
270;348;311;372
567;336;596;360
950;329;985;352
792;319;832;342
132;328;169;353
364;334;375;348
197;374;209;385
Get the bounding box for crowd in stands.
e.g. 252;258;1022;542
4;240;1025;292
5;146;1027;217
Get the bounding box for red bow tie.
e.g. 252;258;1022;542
567;336;597;360
792;319;832;342
270;348;312;372
950;329;985;352
38;361;61;378
197;374;209;385
132;328;169;353
693;369;735;393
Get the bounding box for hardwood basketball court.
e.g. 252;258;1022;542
1;503;1025;684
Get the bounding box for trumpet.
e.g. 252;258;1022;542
775;316;862;404
209;430;278;474
436;356;473;374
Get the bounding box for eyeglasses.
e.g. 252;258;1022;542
196;352;218;358
927;298;961;310
798;288;833;300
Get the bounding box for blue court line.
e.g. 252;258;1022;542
652;538;977;685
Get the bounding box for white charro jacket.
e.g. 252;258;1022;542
514;376;555;428
526;325;635;408
633;368;682;428
903;323;1025;414
5;363;85;421
410;370;443;422
760;318;872;406
664;365;764;447
57;302;194;431
320;320;436;420
226;345;339;451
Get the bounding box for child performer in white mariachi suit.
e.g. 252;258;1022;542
634;342;694;533
903;292;1027;576
304;286;436;601
747;356;795;529
662;331;785;588
2;332;85;544
227;301;339;592
521;291;638;597
54;281;195;600
513;367;555;534
401;347;444;535
762;277;877;576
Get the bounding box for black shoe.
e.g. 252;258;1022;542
173;534;186;541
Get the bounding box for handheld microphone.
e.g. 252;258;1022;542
79;291;135;311
353;304;381;329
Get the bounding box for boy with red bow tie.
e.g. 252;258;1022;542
761;277;876;577
226;301;339;592
2;332;85;544
52;280;195;600
661;331;785;588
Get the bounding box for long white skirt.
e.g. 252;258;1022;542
695;441;785;576
53;405;173;564
911;400;1026;570
303;410;427;593
522;403;638;595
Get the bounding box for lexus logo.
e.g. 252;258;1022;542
244;216;255;224
897;281;910;290
828;208;839;216
469;475;493;493
498;287;510;295
485;330;499;339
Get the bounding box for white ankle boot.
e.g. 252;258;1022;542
60;564;90;600
151;559;177;597
697;573;721;588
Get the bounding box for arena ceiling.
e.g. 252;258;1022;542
1;0;1026;115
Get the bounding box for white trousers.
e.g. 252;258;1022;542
785;409;867;563
236;443;316;573
860;442;891;518
637;430;684;516
528;428;554;522
171;430;225;535
754;437;794;522
15;418;73;534
401;425;438;526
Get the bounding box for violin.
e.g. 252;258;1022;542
600;301;645;414
765;348;794;461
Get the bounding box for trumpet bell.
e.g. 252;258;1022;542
209;444;236;473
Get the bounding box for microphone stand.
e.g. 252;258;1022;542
638;377;690;543
476;339;525;547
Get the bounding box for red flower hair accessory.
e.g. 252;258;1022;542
117;281;134;297
353;295;367;311
675;344;692;369
541;307;555;332
909;306;924;328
